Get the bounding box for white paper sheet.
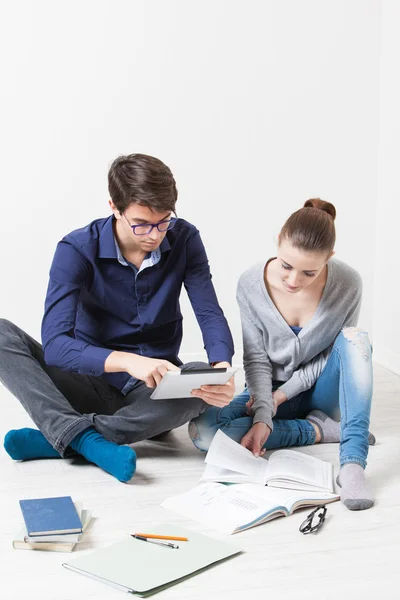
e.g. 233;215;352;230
204;430;268;484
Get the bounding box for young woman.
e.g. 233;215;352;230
189;199;374;511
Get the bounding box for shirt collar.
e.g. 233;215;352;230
114;238;162;273
98;216;118;259
98;215;171;259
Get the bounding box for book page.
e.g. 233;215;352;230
201;463;255;484
267;449;333;490
287;492;339;513
162;482;290;534
205;430;269;484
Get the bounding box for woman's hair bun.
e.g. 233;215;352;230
303;198;336;221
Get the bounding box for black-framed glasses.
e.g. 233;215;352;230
299;505;327;534
123;213;177;236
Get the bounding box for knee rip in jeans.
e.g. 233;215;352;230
188;420;199;442
188;420;209;452
342;327;370;361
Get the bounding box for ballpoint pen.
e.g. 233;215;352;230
131;534;179;549
132;533;189;542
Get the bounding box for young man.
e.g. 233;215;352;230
0;154;234;482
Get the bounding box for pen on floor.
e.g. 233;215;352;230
131;534;179;549
132;533;189;542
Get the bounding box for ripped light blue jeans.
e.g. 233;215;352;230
189;328;373;468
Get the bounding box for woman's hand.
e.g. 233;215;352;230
272;389;287;412
240;422;271;457
246;395;255;415
246;389;287;418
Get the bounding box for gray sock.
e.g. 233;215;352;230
336;463;374;510
305;410;340;443
305;410;376;445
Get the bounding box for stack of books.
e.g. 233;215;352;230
13;495;92;553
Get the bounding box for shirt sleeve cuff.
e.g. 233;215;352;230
79;345;113;376
278;375;303;401
252;406;274;432
207;343;233;366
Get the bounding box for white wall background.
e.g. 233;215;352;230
0;1;386;365
372;0;400;375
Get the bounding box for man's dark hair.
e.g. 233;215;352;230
108;153;178;213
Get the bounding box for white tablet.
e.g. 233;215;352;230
150;367;237;400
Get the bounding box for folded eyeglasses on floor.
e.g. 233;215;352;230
299;505;327;534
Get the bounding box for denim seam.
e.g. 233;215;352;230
54;416;93;455
335;345;370;468
334;347;348;426
307;427;316;445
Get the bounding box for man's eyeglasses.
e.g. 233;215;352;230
123;213;177;236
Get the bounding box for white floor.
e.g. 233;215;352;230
1;364;399;600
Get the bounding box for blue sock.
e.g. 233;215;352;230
70;427;136;483
4;428;61;460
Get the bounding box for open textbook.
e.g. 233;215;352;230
161;431;339;534
162;482;339;534
201;430;335;493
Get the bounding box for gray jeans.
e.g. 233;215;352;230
0;319;208;457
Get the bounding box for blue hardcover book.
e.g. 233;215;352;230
19;496;83;537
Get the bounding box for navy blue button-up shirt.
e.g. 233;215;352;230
41;216;234;392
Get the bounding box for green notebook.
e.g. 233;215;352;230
63;524;242;596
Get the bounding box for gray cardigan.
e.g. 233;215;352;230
236;258;362;430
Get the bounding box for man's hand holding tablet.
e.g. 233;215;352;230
150;361;236;403
106;353;236;405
